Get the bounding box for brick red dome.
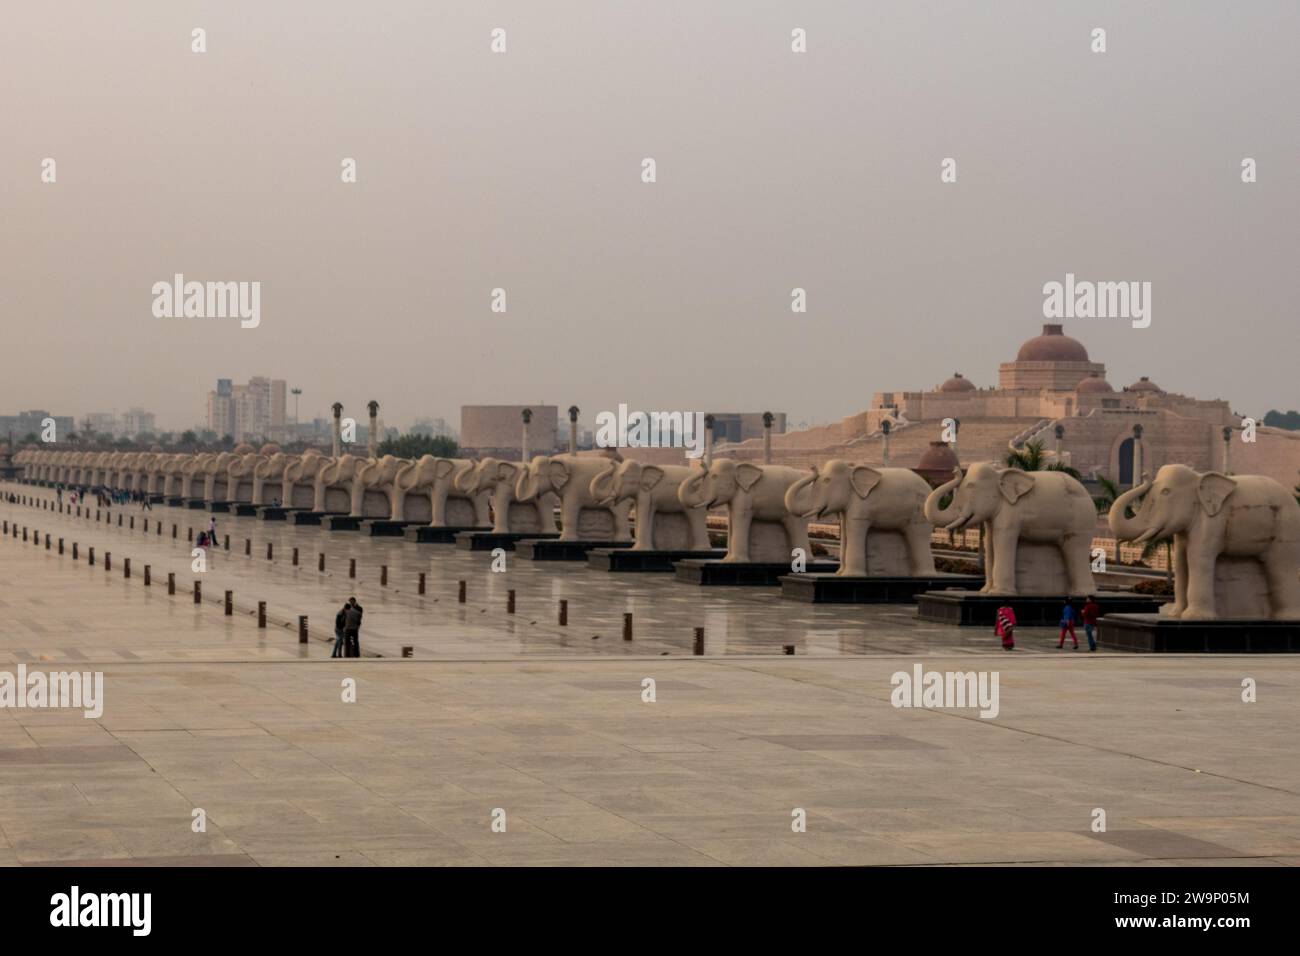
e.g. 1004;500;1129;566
1126;376;1163;393
1075;373;1113;393
1016;324;1090;363
939;372;976;392
916;441;960;473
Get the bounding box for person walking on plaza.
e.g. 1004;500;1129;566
1058;597;1079;650
994;603;1016;650
344;598;363;658
208;515;218;543
1081;595;1101;652
332;603;349;658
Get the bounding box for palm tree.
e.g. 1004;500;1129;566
1092;472;1123;566
180;430;198;451
1140;535;1175;584
1005;438;1082;479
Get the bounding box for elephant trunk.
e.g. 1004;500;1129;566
588;460;618;505
678;466;707;508
454;461;479;494
924;468;963;526
514;465;539;503
784;469;818;519
1108;475;1153;543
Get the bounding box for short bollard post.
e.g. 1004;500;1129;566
144;565;151;586
267;542;273;560
318;553;325;572
458;580;466;604
73;542;79;560
298;615;308;644
117;514;122;527
58;537;64;554
129;516;134;529
258;602;267;628
194;580;202;604
157;522;161;536
225;590;232;615
418;572;425;595
172;523;177;538
507;589;516;614
142;519;147;532
623;612;633;642
559;599;568;626
401;646;413;658
292;547;299;566
88;546;95;566
76;506;81;516
2;521;6;533
105;552;111;571
167;572;175;594
45;534;51;550
693;627;705;656
349;558;356;579
224;534;230;551
22;527;27;542
188;527;193;542
245;538;251;556
783;644;795;655
96;509;100;521
124;557;130;578
381;565;388;586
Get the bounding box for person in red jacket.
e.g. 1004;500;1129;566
994;604;1016;650
1081;595;1101;652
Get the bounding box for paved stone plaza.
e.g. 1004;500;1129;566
2;487;1299;866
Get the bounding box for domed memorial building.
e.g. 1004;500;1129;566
707;323;1299;490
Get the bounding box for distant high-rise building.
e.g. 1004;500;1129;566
206;377;287;442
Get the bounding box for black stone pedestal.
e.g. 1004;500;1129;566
588;548;727;572
780;573;985;604
518;539;634;561
455;531;560;552
184;499;207;510
165;497;184;507
256;506;299;521
207;501;232;513
232;503;259;516
674;559;839;586
403;525;490;544
323;515;363;531
289;511;334;526
1098;614;1300;652
360;519;417;536
916;591;1168;626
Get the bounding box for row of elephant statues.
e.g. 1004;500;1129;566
12;447;1300;619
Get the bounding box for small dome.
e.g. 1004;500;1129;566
916;441;960;473
1126;376;1163;393
939;372;976;392
1076;373;1113;393
259;443;281;456
1016;324;1090;363
232;442;256;455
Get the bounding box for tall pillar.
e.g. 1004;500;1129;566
331;403;343;457
1053;423;1065;461
703;414;715;468
1132;423;1144;483
881;419;891;467
762;412;774;465
367;401;379;458
1222;425;1233;474
521;408;532;462
568;406;580;456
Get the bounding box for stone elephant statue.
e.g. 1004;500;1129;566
252;452;293;505
315;454;366;514
456;457;556;534
678;460;812;563
788;460;936;577
181;454;212;498
226;453;265;503
397;456;491;527
1110;465;1300;620
354;455;407;518
283;451;326;508
925;463;1096;596
590;459;710;551
515;454;632;542
202;452;239;501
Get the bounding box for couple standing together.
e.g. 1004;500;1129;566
333;598;364;658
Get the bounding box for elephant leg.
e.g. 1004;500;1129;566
612;499;632;541
390;488;405;521
1169;537;1189;617
687;506;711;551
632;497;654;550
558;495;580;541
473;491;491;527
1061;533;1096;596
725;508;751;563
987;527;1018;594
979;528;995;592
431;486;447;525
1263;541;1300;619
905;522;936;575
1183;550;1219;620
840;517;868;576
784;515;812;566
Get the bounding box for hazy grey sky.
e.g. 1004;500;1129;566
2;1;1296;431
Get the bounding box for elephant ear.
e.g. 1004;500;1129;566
850;465;883;499
640;465;664;492
433;459;456;480
735;463;765;491
998;469;1036;504
1197;472;1237;517
496;461;518;481
548;459;572;491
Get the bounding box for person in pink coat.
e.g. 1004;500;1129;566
994;604;1017;650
